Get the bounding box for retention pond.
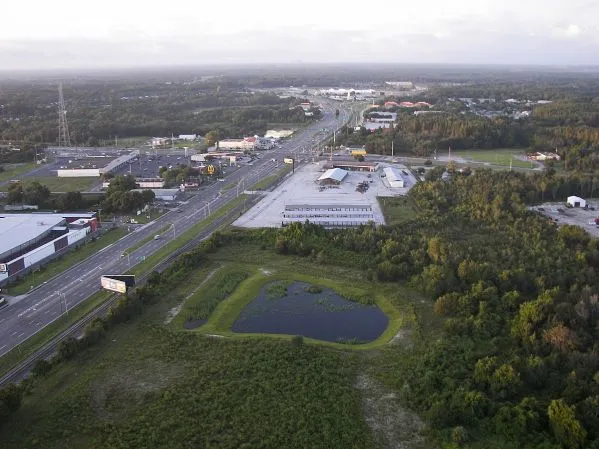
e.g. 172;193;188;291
231;281;388;343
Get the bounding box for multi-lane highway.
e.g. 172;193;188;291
0;104;350;361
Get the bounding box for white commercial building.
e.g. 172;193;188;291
0;213;98;285
384;167;405;188
133;188;180;202
567;196;587;208
318;168;348;185
282;204;375;228
217;138;256;150
57;151;139;177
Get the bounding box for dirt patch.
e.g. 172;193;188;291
355;374;427;449
389;328;414;348
164;304;184;325
89;360;184;423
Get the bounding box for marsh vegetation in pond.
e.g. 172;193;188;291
231;281;388;343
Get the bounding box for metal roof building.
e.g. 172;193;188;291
383;167;405;188
0;214;66;261
317;168;348;185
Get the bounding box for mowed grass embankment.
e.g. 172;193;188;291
0;176;98;192
0;163;38;182
453;148;535;168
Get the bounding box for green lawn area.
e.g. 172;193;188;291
6;227;129;296
0;162;38;182
453;148;535;169
378;196;421;226
0;176;98;192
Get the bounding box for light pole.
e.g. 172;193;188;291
172;223;176;239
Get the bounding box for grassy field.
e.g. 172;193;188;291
0;162;38;182
0;231;435;449
0;176;98;192
6;227;130;296
453;148;536;169
0;260;374;449
170;264;250;327
378;196;421;226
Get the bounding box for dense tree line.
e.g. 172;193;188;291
221;169;599;448
337;83;599;171
0;80;317;146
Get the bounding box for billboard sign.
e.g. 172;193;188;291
100;275;135;294
101;276;126;293
0;263;7;273
207;165;216;175
283;158;294;165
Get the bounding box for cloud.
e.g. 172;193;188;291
553;24;582;39
0;9;598;70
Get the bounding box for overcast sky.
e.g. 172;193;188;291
1;0;598;70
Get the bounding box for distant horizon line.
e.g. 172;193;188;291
1;62;599;75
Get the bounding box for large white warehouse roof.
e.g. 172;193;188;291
0;214;66;259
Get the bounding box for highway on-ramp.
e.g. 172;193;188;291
0;105;350;361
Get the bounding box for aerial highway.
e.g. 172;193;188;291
0;104;351;362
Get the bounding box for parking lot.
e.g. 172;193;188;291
234;161;414;228
531;202;599;238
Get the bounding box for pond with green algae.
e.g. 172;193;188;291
231;281;388;343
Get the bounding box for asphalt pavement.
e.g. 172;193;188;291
0;105;349;359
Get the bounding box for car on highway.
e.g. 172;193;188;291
154;235;161;240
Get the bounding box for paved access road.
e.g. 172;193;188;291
0;104;349;359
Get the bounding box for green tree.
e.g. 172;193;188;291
23;182;50;205
0;384;23;414
58;191;84;211
205;129;220;147
548;399;587;449
6;182;23;204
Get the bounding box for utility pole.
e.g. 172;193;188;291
172;223;176;239
391;141;394;158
